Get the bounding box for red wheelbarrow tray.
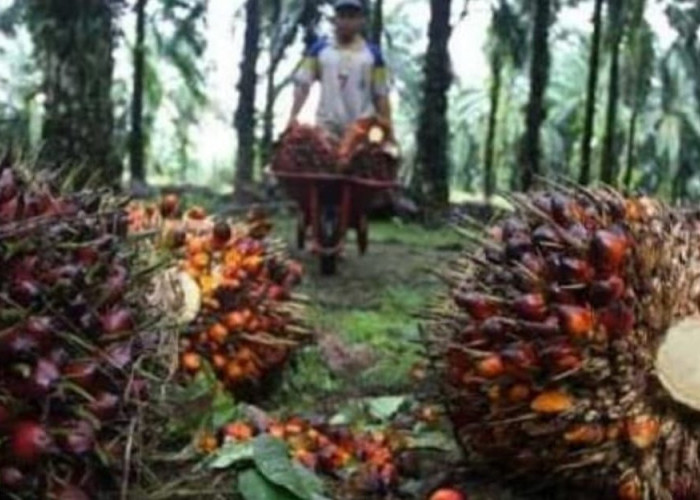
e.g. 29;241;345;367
273;169;400;257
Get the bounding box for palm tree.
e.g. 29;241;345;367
578;0;604;185
520;0;552;191
129;0;148;186
483;0;527;198
234;0;262;198
371;0;384;46
130;0;207;185
414;0;452;211
622;0;653;190
27;0;123;186
600;0;624;185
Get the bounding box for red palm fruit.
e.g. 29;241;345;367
453;292;501;320
564;424;605;445
512;293;548;321
475;354;505;379
520;252;546;276
53;485;90;500
626;415;659;449
100;307;133;334
548;284;579;305
75;244;100;266
103;264;128;304
88;391;120;420
507;383;531;403
0;467;24;489
159;193;179;218
28;358;60;396
103;343;133;370
181;351;201;373
559;257;594;284
59;420;95;455
556;305;594;339
480;318;508;342
532;224;562;246
0;194;19;222
187;206;207;220
551;194;574;226
589;276;625;306
541;341;581;370
590;230;627;272
501;217;528;239
598;304;634;337
0;167;17;202
505;234;533;260
11;421;54;465
502;342;538;372
429;488;467;500
212;221;232;246
618;474;643;500
223;422;254;441
63;360;98;389
267;285;289;301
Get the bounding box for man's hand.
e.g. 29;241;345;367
286;117;298;131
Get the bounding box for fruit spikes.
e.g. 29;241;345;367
0;161;155;497
430;186;700;498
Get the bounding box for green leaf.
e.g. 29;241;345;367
208;442;254;469
238;468;299;500
367;396;406;421
291;463;324;497
253;436;314;500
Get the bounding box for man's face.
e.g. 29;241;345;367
334;7;365;41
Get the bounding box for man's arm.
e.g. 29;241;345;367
288;83;311;128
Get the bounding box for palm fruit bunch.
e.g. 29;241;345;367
428;186;700;499
200;416;402;495
0;162;153;498
128;195;309;400
272;123;337;174
338;117;399;181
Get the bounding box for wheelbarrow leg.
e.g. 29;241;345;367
296;211;306;250
357;215;368;255
319;204;338;276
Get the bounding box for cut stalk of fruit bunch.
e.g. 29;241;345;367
0;161;154;498
428;186;700;499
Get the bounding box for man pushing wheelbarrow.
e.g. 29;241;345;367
271;0;400;275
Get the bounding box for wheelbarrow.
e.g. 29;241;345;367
274;171;399;275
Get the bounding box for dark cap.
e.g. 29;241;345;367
334;0;365;12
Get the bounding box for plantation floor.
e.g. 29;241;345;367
268;215;524;500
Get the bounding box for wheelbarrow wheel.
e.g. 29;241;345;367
357;216;368;255
296;212;306;250
319;204;338;276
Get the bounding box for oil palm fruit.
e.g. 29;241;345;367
0;161;153;497
429;187;700;498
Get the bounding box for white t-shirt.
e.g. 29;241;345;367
294;36;389;138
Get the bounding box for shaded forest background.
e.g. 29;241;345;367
1;0;700;207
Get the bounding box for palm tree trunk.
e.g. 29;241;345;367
234;0;262;194
28;0;121;187
600;0;622;186
129;0;148;184
520;0;551;191
623;108;638;190
414;0;452;211
579;0;604;185
484;52;502;199
261;0;281;168
371;0;384;46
